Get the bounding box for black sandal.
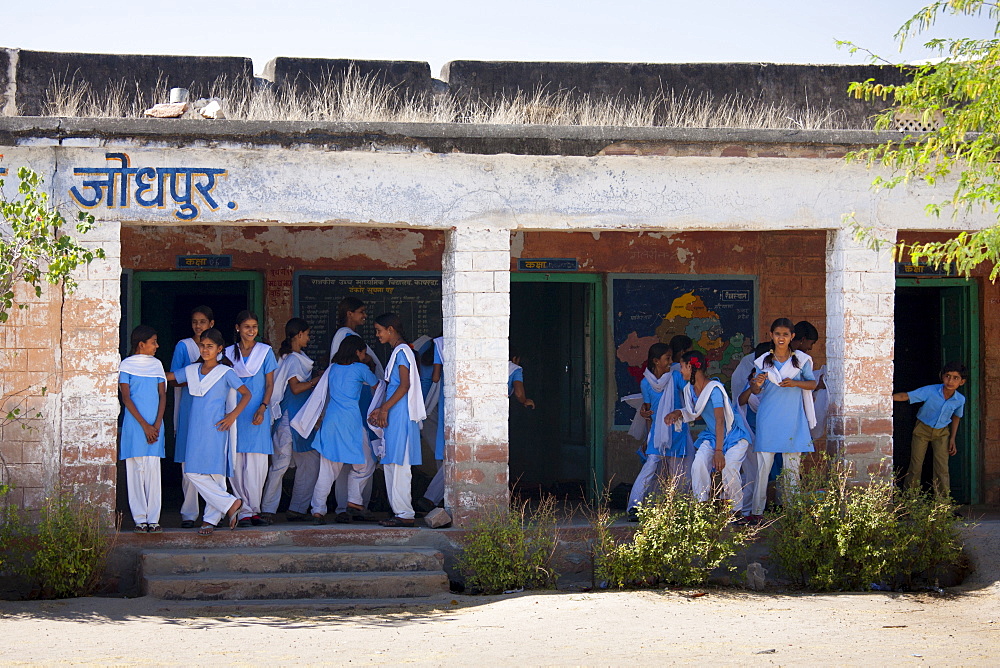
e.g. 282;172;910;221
379;516;415;527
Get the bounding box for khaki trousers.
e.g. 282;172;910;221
905;420;952;496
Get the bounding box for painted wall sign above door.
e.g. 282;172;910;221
517;258;579;272
176;255;233;269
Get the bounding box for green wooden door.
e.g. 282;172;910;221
939;285;980;503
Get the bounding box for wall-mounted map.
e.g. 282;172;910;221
611;275;757;427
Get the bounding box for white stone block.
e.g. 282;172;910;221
449;227;511;252
446;251;476;273
492;271;510;293
473;396;508;421
860;270;895;294
451;293;476;317
472;251;510;271
474;293;510;317
454;271;496;293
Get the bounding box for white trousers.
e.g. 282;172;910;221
261;416;294;514
384;445;414;520
692;439;750;509
125;456;162;525
230;452;268;519
739;438;758;516
334;435;376;513
424;459;445;505
179;462;201;521
627;454;686;510
185;471;238;526
312;457;370;516
752;451;801;516
289;449;320;514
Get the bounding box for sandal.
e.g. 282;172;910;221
347;504;377;522
180;520;196;529
226;499;243;530
312;514;327;525
146;523;162;533
198;523;215;536
379;516;415;527
133;523;148;533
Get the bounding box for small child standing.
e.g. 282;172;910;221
119;325;168;533
893;362;968;497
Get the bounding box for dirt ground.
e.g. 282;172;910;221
0;583;996;666
0;520;997;666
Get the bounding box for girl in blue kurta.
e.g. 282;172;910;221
369;313;426;527
119;325;167;533
310;335;381;522
417;337;448;512
626;343;690;520
225;310;277;527
261;318;321;522
740;318;817;518
666;350;753;513
183;328;252;535
170;305;215;528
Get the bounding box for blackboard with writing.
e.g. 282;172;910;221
294;272;442;369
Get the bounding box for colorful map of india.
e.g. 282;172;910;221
612;279;755;426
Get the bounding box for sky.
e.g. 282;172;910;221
2;0;996;78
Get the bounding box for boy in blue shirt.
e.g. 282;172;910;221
892;362;969;497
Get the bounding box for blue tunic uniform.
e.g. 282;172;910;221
433;345;445;460
170;341;197;463
641;370;689;457
315;363;379;464
119;372;166;459
507;366;523;396
281;380;317;453
384;353;422;466
754;357;815;453
232;346;278;454
689;385;752;453
184;366;245;475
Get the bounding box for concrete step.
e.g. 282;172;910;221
143;570;450;600
141;546;444;577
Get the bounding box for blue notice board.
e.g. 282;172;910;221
610;275;757;427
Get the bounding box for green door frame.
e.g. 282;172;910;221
896;277;981;503
129;271;266;332
511;272;607;498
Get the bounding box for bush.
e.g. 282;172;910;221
457;495;559;594
3;488;118;599
593;482;759;588
769;458;963;591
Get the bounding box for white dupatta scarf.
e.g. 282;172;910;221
119;354;166;381
753;350;817;430
226;342;270;379
680;379;735;433
269;351;314;421
384;343;427;424
642;368;676;456
185;363;239;468
330;327;385;378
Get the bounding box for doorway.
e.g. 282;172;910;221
893;278;980;503
118;271;265;516
509;274;605;500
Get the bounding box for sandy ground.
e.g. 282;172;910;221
0;583;998;666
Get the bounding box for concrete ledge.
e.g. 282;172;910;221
0;116;906;156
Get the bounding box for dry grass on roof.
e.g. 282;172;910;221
39;67;863;130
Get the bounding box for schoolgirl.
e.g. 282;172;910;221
368;313;427;527
741;318;818;519
666;350;753;512
225;310;277;527
261;318;321;522
310;335;381;523
181;328;252;535
169;305;215;528
417;335;447;513
119;325;167;533
668;335;693;371
328;297;383;518
732;341;774;518
626;342;689;521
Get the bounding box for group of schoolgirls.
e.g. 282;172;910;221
119;298;532;534
627;319;824;524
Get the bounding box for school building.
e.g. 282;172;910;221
0;55;997;526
